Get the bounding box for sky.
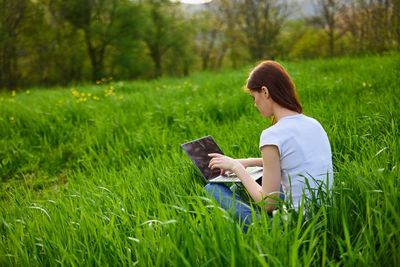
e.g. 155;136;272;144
173;0;313;15
174;0;212;4
174;0;311;5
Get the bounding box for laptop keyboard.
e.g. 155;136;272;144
211;175;239;182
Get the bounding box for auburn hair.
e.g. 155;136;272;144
246;61;303;117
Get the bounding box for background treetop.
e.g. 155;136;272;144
0;0;399;90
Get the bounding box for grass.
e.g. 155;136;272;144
1;54;399;265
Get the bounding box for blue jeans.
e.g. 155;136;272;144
204;182;285;233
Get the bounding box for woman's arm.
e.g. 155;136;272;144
259;146;281;211
208;147;281;212
219;157;263;176
237;158;263;168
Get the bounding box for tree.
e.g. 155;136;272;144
54;0;142;81
394;0;400;49
341;0;399;54
213;0;247;69
163;7;197;76
312;0;347;57
196;6;218;71
238;0;290;60
142;0;195;78
0;0;29;89
196;0;257;70
278;19;326;60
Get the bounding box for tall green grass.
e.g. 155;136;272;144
1;54;399;265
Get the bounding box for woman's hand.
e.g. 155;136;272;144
208;153;243;174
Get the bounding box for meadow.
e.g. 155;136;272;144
0;54;399;266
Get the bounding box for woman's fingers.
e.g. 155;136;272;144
208;153;224;169
208;159;216;169
208;157;222;169
208;154;234;172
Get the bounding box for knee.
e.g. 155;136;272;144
204;183;227;199
204;183;218;196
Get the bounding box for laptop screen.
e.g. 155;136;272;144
181;136;224;180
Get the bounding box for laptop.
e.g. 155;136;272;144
181;136;263;183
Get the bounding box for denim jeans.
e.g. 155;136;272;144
204;181;285;233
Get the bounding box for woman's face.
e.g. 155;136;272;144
249;87;273;118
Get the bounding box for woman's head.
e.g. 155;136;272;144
246;61;303;115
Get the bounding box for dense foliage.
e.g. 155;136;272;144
1;0;399;89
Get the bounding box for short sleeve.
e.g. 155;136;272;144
259;128;282;154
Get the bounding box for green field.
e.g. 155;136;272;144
1;55;399;266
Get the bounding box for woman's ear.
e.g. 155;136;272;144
261;86;270;98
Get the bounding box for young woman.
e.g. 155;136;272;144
205;61;333;232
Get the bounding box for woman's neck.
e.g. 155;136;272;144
273;104;300;122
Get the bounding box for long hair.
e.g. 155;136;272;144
246;61;303;121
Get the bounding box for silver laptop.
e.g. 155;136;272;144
181;136;263;183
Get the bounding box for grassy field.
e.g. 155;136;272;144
1;54;399;266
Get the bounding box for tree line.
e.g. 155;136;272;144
0;0;399;90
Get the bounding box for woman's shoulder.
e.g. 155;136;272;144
299;114;327;132
262;114;327;138
259;119;290;142
260;121;281;136
279;114;324;129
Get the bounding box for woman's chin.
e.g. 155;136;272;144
262;113;272;118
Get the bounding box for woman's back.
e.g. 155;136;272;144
259;114;333;210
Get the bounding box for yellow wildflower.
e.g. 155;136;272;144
10;116;14;121
26;90;30;94
12;90;16;96
87;93;92;97
93;96;100;100
177;85;181;89
81;92;85;96
96;80;101;85
109;77;113;80
368;84;372;87
101;77;106;82
118;96;124;100
362;82;366;87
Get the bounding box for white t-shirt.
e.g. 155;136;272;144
259;114;333;211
